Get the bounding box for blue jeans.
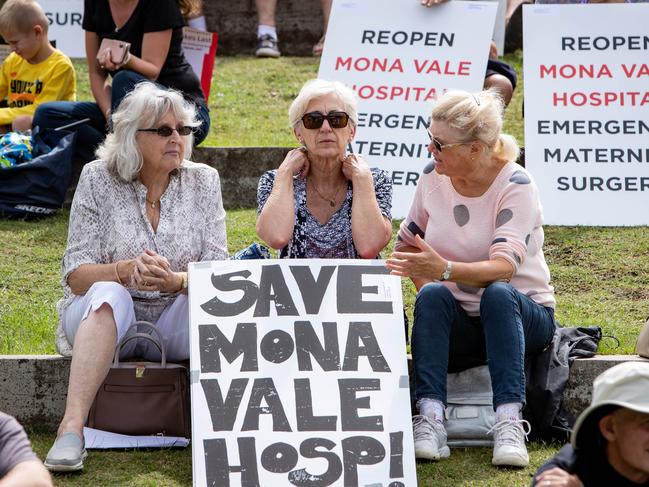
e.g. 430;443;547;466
33;70;211;163
411;282;556;409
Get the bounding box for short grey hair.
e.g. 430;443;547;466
96;82;200;182
288;79;358;129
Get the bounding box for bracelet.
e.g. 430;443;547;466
114;261;124;285
175;272;188;293
440;260;452;281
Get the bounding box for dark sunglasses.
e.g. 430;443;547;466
426;127;466;152
137;125;193;137
301;111;350;129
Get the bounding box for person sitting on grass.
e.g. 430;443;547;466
43;82;227;472
33;0;210;165
0;411;52;487
386;89;556;468
256;78;392;259
0;0;75;133
533;361;649;487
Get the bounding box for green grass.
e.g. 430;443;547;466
3;55;646;486
27;427;564;487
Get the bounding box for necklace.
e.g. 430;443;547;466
145;197;158;209
309;178;344;208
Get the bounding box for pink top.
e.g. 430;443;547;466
396;161;555;315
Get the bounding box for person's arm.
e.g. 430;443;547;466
199;169;229;261
0;461;52;487
256;149;309;250
345;159;392;258
386;234;514;287
100;30;172;80
7;60;76;131
67;260;135;295
85;31;111;119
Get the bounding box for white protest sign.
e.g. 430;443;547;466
181;27;218;102
189;259;416;487
37;0;84;58
523;4;649;226
318;0;497;218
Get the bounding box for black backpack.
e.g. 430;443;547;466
0;127;76;219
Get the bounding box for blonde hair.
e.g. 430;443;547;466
177;0;203;19
288;78;358;129
431;89;519;162
96;82;199;182
0;0;49;35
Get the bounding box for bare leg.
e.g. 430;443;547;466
57;304;117;437
255;0;277;27
321;0;332;33
484;74;513;108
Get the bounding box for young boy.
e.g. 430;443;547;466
0;0;75;132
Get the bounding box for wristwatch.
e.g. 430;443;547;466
440;261;452;281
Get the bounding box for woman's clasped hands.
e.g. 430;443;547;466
131;249;183;293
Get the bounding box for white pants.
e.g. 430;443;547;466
61;281;190;362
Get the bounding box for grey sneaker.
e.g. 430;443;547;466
44;432;87;472
255;34;281;58
489;418;531;467
412;415;450;460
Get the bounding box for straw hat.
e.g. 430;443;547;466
571;361;649;449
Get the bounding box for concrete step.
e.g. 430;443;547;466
1;354;645;431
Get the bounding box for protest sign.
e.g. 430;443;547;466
523;4;649;225
38;0;84;58
189;259;416;487
181;27;218;101
318;0;497;218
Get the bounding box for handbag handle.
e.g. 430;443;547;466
113;321;167;368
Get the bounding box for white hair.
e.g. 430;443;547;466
288;78;358;129
96;82;200;182
431;88;520;162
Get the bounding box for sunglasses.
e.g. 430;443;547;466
301;111;350;129
426;128;467;152
137;125;193;137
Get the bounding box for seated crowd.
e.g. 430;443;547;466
0;0;646;485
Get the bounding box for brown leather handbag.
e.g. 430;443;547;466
87;321;190;438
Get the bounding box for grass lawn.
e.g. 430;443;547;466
1;54;647;486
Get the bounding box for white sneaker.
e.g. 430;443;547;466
488;417;531;467
412;415;450;461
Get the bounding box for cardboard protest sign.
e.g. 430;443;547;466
523;4;649;225
318;0;497;218
37;0;84;58
189;259;416;487
181;27;218;101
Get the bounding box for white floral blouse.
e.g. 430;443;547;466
55;159;228;355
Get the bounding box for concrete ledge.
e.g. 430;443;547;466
1;354;647;430
65;147;291;210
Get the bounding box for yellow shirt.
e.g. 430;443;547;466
0;49;76;125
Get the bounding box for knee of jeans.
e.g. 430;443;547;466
416;282;454;307
33;102;59;126
480;281;514;307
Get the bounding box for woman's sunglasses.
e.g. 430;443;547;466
301;111;350;129
138;125;194;137
426;128;467;152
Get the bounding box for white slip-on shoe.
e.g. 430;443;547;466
44;431;87;472
412;414;451;461
489;417;531;467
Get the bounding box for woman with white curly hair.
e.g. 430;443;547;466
256;78;392;259
44;82;227;472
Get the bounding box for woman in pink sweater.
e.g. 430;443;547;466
386;89;556;468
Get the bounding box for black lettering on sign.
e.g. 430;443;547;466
204;437;259;487
337;265;392;314
198;322;258;373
